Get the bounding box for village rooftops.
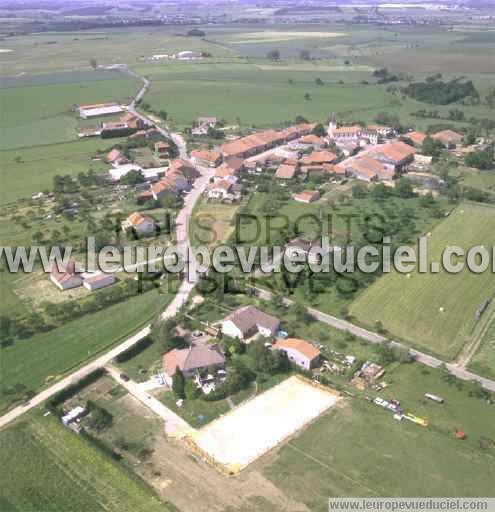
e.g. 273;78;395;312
347;156;394;180
368;140;417;164
299;134;325;146
300;150;337;166
332;125;362;135
273;338;320;361
163;344;225;376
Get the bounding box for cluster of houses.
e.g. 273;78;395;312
49;261;116;292
161;305;323;388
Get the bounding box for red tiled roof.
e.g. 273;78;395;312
432;129;463;144
406;131;427;146
275;164;297;179
126;212;152;227
293;190;320;202
106;149;122;163
191;149;222;164
274;338;320;360
369;141;416;163
300;150;337;165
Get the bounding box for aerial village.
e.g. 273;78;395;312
45;94;490;474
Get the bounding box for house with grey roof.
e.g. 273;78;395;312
162;344;226;385
220;306;280;341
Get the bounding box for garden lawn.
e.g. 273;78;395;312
264;369;495;508
350;203;495;359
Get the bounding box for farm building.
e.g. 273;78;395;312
273;338;321;370
82;272;116;291
77;102;123;119
50;260;83;290
109;163;166;182
220;306;280;341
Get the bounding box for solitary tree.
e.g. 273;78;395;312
89;58;98;69
304;92;311;101
267;49;281;61
172;367;185;398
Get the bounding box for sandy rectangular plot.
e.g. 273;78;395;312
192;376;340;472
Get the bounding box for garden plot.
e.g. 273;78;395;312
191;376;340;473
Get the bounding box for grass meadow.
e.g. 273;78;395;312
350;203;495;359
0;138;118;204
142;59;493;131
469;317;495;380
0;290;174;413
0;413;166;512
0;72;139;150
264;363;495;507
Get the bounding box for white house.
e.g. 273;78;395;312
220;306;280;341
206;180;233;200
273;338;320;370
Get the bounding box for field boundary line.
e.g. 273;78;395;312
286;442;379;497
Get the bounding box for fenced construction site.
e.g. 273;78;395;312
189;376;340;473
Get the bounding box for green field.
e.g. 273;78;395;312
190;198;240;248
0;72;139;150
0;414;166;512
0;28;234;75
0;138;119;204
469;317;495;380
0;290;173;413
350;203;495;359
141;59;492;130
264;364;495;506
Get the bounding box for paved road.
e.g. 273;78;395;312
0;113;213;431
255;287;495;393
105;365;193;437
